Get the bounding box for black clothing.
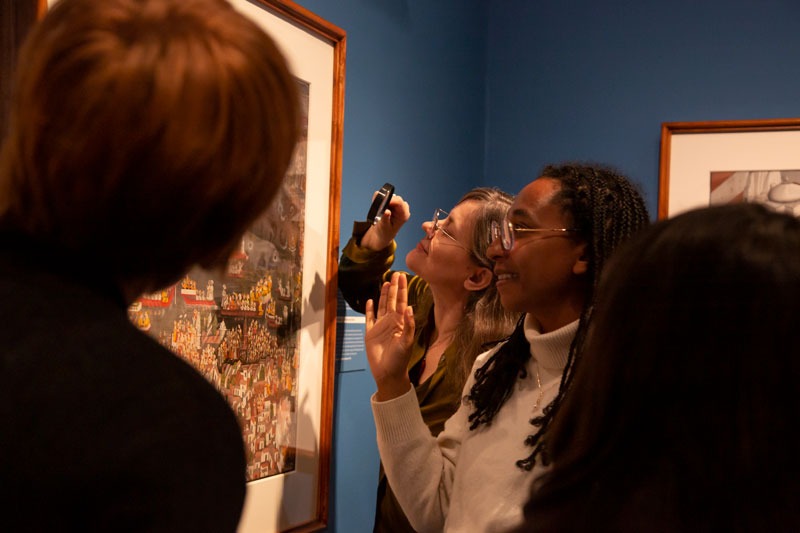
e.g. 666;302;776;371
0;234;247;532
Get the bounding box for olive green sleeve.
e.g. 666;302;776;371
339;237;429;314
338;237;395;313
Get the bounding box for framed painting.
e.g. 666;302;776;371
36;0;343;530
658;118;800;219
134;0;344;531
220;2;344;531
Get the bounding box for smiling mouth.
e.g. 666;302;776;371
496;273;516;281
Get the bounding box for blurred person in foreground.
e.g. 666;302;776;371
0;0;299;530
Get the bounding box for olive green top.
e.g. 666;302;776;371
339;237;464;532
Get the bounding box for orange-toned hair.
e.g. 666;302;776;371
0;0;299;292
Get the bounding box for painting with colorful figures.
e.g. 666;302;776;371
129;81;310;483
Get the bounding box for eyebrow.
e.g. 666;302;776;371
442;210;461;228
508;205;572;231
508;207;530;219
508;207;541;225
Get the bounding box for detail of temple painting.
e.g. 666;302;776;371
128;81;310;482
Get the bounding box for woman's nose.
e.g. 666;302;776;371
422;220;435;239
487;236;505;260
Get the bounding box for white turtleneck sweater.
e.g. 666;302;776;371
372;314;577;533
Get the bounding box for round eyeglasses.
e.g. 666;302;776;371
489;218;577;251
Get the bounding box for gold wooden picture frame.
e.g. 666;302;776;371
229;1;344;530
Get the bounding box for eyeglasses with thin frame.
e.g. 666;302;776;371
431;208;489;266
432;208;469;250
489;218;577;251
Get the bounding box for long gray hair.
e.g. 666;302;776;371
440;187;521;391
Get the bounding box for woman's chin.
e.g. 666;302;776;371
405;251;423;274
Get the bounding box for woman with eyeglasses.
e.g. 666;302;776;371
338;187;519;532
515;202;800;532
364;163;650;532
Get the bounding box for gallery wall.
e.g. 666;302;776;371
295;1;800;531
484;0;800;213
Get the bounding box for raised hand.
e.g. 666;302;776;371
360;193;411;251
365;271;415;401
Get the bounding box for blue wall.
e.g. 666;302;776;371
485;0;800;213
296;0;488;260
294;1;800;531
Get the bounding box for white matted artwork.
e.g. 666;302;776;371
226;1;344;531
658;119;800;219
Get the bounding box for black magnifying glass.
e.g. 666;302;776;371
366;183;395;225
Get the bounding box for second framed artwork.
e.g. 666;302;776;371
658;118;800;219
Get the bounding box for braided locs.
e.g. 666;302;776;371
465;314;528;429
464;163;650;470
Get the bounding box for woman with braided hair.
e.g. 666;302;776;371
517;202;800;532
364;163;650;532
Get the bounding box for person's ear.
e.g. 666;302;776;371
464;266;493;291
573;242;589;275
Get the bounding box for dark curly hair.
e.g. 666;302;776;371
464;162;650;470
